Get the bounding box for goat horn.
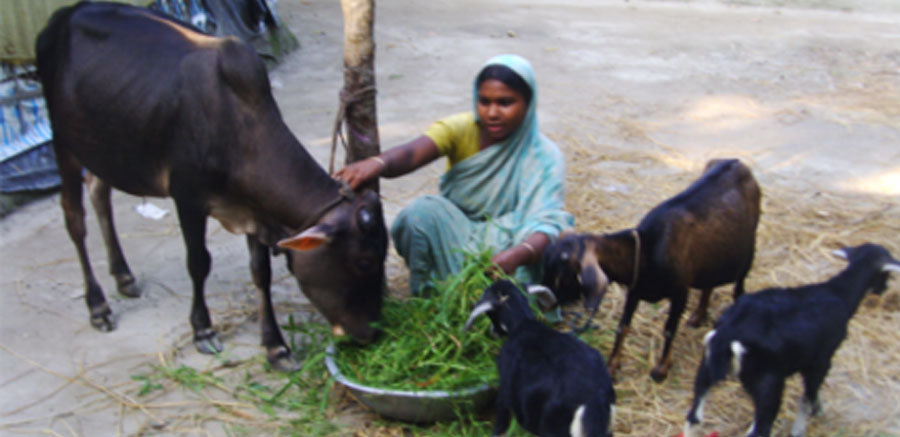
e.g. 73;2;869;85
463;301;494;332
526;284;558;309
883;263;900;273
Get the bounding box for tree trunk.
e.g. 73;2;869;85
339;0;379;192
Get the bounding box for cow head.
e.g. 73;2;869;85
279;189;387;344
541;233;609;316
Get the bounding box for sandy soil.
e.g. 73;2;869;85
2;0;899;435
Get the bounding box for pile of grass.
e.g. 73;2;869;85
332;250;503;392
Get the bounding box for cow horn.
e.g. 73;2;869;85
832;248;849;260
463;301;495;332
339;179;356;199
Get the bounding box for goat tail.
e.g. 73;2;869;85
571;397;613;437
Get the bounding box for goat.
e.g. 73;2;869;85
683;243;900;437
465;280;616;436
542;158;761;381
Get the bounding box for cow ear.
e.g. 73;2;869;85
277;225;333;251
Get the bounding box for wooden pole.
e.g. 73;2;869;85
339;0;380;192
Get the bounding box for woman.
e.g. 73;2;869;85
336;54;573;294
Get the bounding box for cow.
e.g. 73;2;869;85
35;2;388;372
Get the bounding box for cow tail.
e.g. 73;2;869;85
35;3;85;100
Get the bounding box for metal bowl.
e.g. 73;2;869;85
325;345;497;423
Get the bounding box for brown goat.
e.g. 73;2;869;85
542;158;761;382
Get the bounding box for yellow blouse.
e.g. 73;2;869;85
424;112;480;167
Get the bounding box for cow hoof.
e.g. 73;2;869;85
116;275;141;298
650;367;669;383
268;347;301;372
90;303;115;331
193;329;223;355
90;313;116;332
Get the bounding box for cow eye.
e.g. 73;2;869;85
358;207;375;232
357;256;374;273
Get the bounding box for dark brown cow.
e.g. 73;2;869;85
35;2;387;371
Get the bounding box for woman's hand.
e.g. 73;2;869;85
490;244;533;276
488;234;549;278
333;157;385;190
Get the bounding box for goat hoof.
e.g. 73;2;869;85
116;275;141;298
686;315;704;328
650;367;668;383
267;346;301;372
193;329;223;354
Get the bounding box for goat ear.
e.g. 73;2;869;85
832;248;849;260
463;301;495;332
526;284;558;309
277;225;333;251
580;255;609;313
883;262;900;274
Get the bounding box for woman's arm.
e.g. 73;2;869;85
491;232;552;275
334;135;440;190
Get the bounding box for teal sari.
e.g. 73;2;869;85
391;54;574;293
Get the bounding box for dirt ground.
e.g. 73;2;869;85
2;0;899;436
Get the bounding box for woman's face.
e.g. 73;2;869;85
476;79;528;144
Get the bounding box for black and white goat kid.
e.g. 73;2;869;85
465;280;616;437
683;243;900;437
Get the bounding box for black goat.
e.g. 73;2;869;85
683;243;900;437
542;159;761;381
465;280;616;437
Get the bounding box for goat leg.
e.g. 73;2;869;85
686;288;712;328
651;292;686;382
608;293;639;377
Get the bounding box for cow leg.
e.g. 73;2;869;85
686;288;712;328
173;199;222;355
607;291;640;378
55;148;114;331
651;289;687;382
247;236;300;372
85;173;139;298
